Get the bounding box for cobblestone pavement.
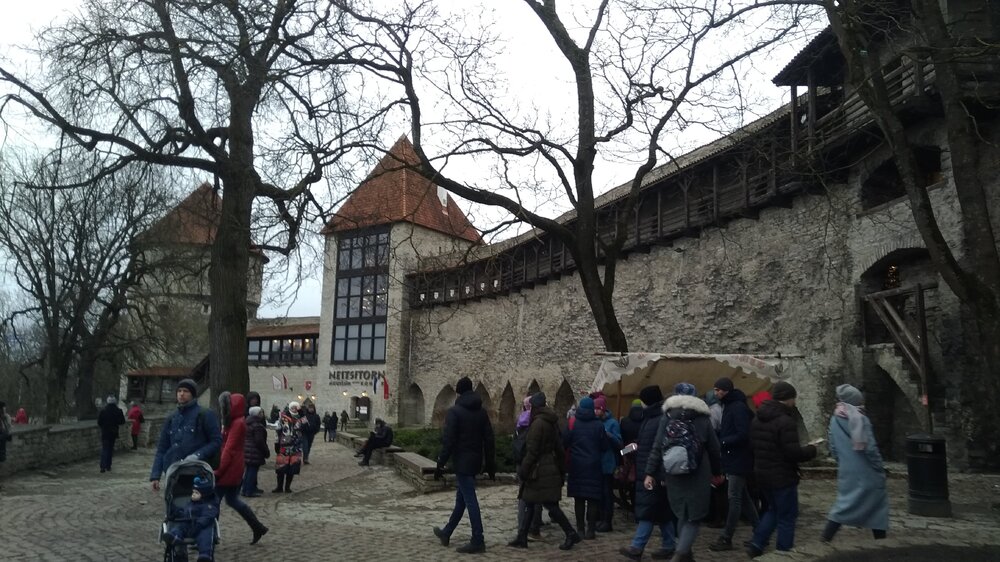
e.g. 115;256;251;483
1;442;998;561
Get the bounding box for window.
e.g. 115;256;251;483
333;228;390;363
247;335;319;365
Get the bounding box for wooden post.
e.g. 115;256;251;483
807;67;817;152
790;85;799;159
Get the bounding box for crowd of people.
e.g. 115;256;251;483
422;375;889;561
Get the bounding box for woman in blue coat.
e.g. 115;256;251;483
564;396;607;540
822;384;889;542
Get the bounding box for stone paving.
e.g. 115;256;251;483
1;441;998;561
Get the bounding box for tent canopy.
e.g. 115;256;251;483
591;352;799;410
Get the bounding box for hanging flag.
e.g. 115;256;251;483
272;375;282;391
373;372;380;394
282;374;288;389
382;376;390;400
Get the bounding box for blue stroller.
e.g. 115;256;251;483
159;459;221;562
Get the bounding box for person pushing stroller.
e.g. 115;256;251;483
162;475;219;562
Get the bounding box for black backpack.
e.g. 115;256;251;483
660;417;702;475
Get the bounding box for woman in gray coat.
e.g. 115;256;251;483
821;384;889;542
645;385;722;562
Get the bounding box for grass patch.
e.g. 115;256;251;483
393;427;517;473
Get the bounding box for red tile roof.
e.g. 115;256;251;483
323;136;481;243
141;182;221;246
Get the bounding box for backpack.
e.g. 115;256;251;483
660;417;702;475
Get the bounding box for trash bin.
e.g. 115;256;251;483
906;433;952;517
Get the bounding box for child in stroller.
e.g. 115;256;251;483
160;460;220;562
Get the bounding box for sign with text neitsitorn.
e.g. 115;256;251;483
328;369;385;387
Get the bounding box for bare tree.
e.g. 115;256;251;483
334;0;818;351
0;150;174;422
0;0;389;395
823;0;1000;445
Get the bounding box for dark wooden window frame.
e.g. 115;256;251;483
332;227;390;364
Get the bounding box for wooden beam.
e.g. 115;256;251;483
712;164;720;222
790;85;799;159
807;67;817;152
656;190;663;239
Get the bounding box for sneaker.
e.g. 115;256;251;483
526;531;543;542
650;548;675;559
455;542;486;554
433;526;450;547
619;546;643;561
746;544;764;558
709;536;734;551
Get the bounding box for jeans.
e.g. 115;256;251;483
750;485;799;552
722;474;760;540
100;435;116;470
242;464;260;495
630;519;676;551
441;473;484;545
302;433;316;461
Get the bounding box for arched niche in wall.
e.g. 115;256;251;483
498;382;517;433
401;383;426;427
527;379;541;397
431;384;457;427
553;379;576;419
474;382;496;426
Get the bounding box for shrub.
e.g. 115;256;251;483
393;427;518;473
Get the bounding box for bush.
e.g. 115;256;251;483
393;427;518;473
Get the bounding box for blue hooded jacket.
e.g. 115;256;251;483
150;400;222;481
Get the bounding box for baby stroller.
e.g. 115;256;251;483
159;459;221;562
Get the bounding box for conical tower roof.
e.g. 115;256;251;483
139;182;221;246
323;136;481;243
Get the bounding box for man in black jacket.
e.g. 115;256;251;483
432;376;496;554
746;381;817;558
97;396;126;473
709;377;760;551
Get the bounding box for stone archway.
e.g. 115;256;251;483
432;384;456;427
554;379;576;419
401;383;426;427
527;379;541;396
862;354;926;460
498;382;517;434
475;383;496;427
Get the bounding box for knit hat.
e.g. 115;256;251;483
456;376;473;395
578;396;595;413
751;390;771;409
248;406;263;418
288;401;301;412
639;385;664;406
631;398;643;407
713;377;734;393
593;396;607;411
530;392;547;408
106;395;117;405
771;381;797;401
192;476;213;494
176;379;198;397
836;384;864;407
674;382;697;396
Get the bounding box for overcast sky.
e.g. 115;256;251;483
0;1;819;320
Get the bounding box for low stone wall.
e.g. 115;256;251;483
0;415;168;478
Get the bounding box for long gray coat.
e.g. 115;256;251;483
826;414;889;530
646;395;722;522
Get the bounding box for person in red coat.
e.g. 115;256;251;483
216;392;269;545
14;408;28;424
126;402;144;450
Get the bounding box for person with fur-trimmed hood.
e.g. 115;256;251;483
644;383;722;562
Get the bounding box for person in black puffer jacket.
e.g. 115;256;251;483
746;382;817;558
242;406;269;497
709;377;760;552
619;386;676;561
564;396;607;540
432;377;496;554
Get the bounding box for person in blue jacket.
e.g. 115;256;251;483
594;395;622;532
709;377;760;551
564;396;608;540
162;475;219;562
150;379;222;492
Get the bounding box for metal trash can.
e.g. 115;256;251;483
906;433;952;517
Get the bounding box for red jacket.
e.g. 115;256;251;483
126;405;144;436
14;408;28;424
215;393;247;487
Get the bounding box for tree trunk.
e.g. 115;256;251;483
574;246;629;353
74;349;99;420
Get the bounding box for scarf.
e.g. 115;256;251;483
834;402;867;451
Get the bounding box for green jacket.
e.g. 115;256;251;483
518;406;564;504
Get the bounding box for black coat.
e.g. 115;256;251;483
620;404;644;445
564;408;607;500
718;389;755;475
634;400;671;522
751;400;817;489
97;404;126;439
302;411;321;437
518;407;565;504
243;414;269;467
437;391;496;476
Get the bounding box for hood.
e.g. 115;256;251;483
229;393;246;421
627;404;644;422
755;399;793;422
531;405;558;425
246;391;261;409
575;407;597;421
720;388;748;405
663;394;711;417
456;390;482;411
643;401;664;420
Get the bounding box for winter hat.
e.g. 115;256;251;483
578;396;595;413
288;401;301;413
836;384;864;407
639;385;664;406
771;381;797;401
176;379;198;397
713;377;734;393
593;396;607;411
631;398;643;407
751;390;771;408
456;376;473;395
248;406;263;418
192;476;213;494
674;382;697;396
106;395;117;405
530;392;547;408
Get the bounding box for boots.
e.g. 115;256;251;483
272;474;285;493
668;552;694;562
238;506;269;545
284;475;294;493
547;504;581;551
507;532;528;549
560;532;582;551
